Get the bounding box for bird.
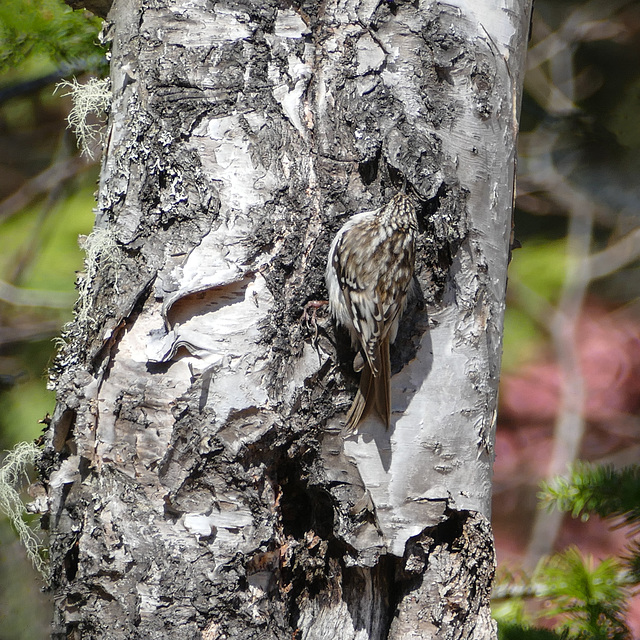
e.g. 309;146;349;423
325;192;418;430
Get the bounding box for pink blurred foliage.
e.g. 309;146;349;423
493;302;640;629
500;305;640;428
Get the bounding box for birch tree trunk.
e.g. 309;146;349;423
41;0;532;637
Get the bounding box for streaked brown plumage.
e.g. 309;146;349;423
325;193;418;429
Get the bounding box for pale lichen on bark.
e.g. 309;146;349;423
41;0;532;637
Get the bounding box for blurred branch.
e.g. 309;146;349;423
517;173;619;229
525;202;593;566
519;6;607;561
588;228;640;280
0;321;63;346
597;445;640;469
527;0;633;71
525;0;634;115
0;154;93;225
8;182;63;285
0;280;75;309
7;136;76;284
0;56;107;104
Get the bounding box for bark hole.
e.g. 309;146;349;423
342;555;397;635
63;539;80;581
358;151;381;185
278;463;334;540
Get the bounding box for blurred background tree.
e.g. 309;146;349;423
0;0;639;638
493;0;640;636
0;1;104;637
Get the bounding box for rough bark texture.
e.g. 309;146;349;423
42;0;532;638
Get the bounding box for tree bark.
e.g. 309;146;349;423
42;0;532;637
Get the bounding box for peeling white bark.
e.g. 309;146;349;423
44;0;532;637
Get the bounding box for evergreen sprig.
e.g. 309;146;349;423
0;0;104;73
537;548;630;640
494;548;632;640
496;461;640;640
621;539;640;584
540;463;640;531
498;623;569;640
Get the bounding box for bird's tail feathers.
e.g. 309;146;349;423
345;339;391;430
346;362;374;430
375;338;391;428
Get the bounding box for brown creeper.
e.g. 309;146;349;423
325;192;418;430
